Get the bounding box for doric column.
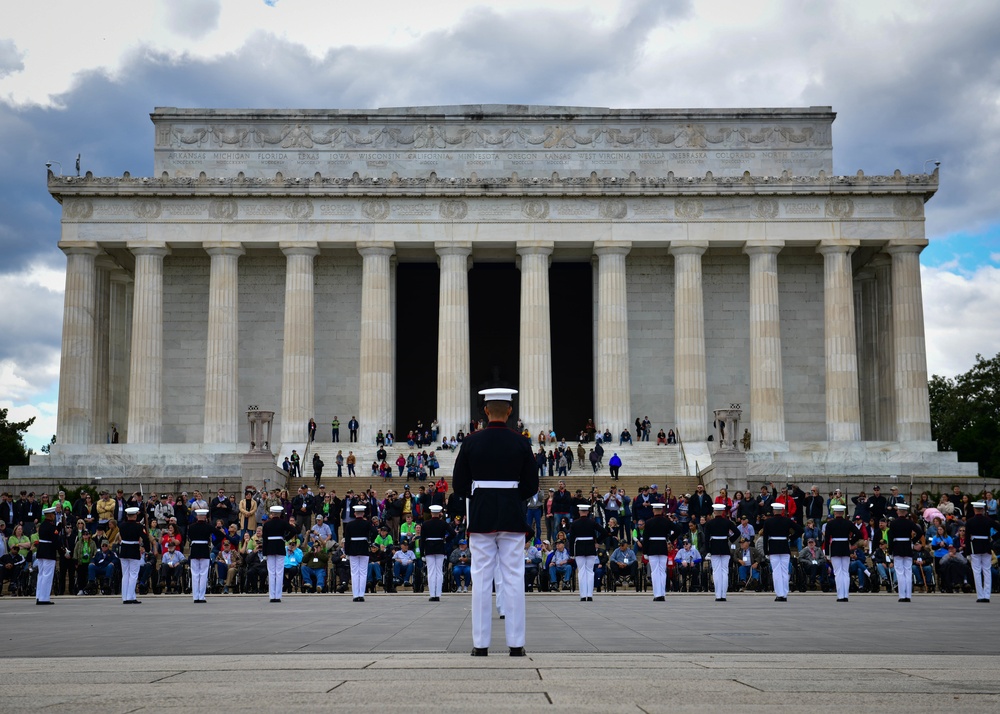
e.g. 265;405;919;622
872;254;895;441
887;241;932;441
92;255;114;443
670;242;709;443
203;243;245;444
435;242;472;440
108;270;132;442
280;243;319;446
517;241;554;435
817;240;862;442
744;242;786;443
594;242;631;433
855;268;878;440
55;243;101;445
358;242;395;445
126;244;170;444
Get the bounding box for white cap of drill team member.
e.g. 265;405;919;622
429;505;443;514
269;505;284;514
772;502;785;511
651;502;665;510
125;507;140;515
972;501;986;510
895;503;910;512
195;508;209;516
353;505;367;513
577;504;591;511
42;506;56;515
712;503;726;512
832;504;847;513
478;387;517;402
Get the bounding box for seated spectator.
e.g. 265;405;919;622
215;539;239;594
610;541;638;586
449;539;471;592
159;541;185;594
392;540;416;586
548;541;572;590
872;541;892;592
848;548;869;591
283;541;303;592
310;515;332;544
799;538;829;591
137;545;155;595
0;545;26;595
736;537;761;589
300;541;328;593
245;549;268;593
675;540;702;591
619;429;633;446
328;543;350;594
911;542;934;593
366;543;383;591
524;538;541;591
656;429;667;445
667;429;676;444
938;544;971;593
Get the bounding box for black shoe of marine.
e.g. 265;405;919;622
471;647;489;657
509;647;526;657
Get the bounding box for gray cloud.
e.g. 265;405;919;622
0;38;24;78
164;0;222;40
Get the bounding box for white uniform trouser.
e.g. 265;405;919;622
426;554;445;598
494;551;505;616
576;555;596;598
830;556;850;599
769;554;790;597
970;553;991;600
894;557;913;599
266;555;284;600
349;555;367;598
191;558;210;600
712;555;730;599
470;531;525;649
648;555;667;598
35;559;55;602
120;558;140;602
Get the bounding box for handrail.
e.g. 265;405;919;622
676;428;691;478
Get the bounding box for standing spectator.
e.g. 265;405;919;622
608;453;622;481
346;451;356;476
289;450;301;478
331;416;341;442
307;418;317;442
348;416;360;442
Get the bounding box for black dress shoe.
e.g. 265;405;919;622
977;598;989;603
653;596;665;602
715;598;726;602
358;597;365;602
429;597;440;602
837;598;849;602
509;647;526;657
35;600;53;605
580;597;587;602
499;614;505;619
194;599;206;603
587;597;593;601
471;647;489;657
269;598;279;603
775;596;787;602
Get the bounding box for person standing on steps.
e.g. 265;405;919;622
348;416;360;442
608;453;622;481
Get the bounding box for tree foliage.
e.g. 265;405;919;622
0;408;36;479
929;352;1000;478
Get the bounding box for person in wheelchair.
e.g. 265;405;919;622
283;540;304;593
871;540;894;592
159;541;186;594
245;549;268;593
609;540;638;588
137;545;155;595
523;537;542;591
300;540;329;593
366;543;384;593
0;544;26;595
675;540;702;592
89;541;119;595
736;537;762;590
327;542;350;593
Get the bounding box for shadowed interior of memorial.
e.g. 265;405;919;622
469;263;520;421
395;263;439;433
550;262;593;437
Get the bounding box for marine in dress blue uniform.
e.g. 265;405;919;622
824;504;859;601
343;504;373;600
118;507;151;604
187;508;229;603
761;502;802;601
34;508;59;604
419;505;449;601
964;502;999;602
704;503;741;601
568;504;603;601
887;503;924;602
262;506;297;602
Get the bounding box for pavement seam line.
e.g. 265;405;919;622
148;671;184;683
326;681;346;693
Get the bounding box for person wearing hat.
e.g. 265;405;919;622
118;506;151;604
568;503;603;601
453;387;538;657
187;508;228;603
761;501;802;601
886;503;924;602
262;505;297;603
34;507;60;604
642;502;677;601
824;504;859;602
704;503;741;602
343;504;374;601
964;501;1000;602
420;505;449;601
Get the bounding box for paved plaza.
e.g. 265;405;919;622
2;592;997;712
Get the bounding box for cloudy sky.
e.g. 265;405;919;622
1;0;998;451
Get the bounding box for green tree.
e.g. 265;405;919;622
0;408;36;479
929;352;1000;478
41;434;56;454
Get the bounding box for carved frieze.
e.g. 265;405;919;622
284;199;314;220
362;198;390;220
521;199;549;220
208;199;238;220
675;198;704;219
439;199;468;220
825;197;855;219
598;199;628;220
892;196;923;218
133;199;161;219
751;197;779;219
63;199;93;220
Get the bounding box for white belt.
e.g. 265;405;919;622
472;480;519;491
191;540;209;545
575;537;593;541
426;537;444;541
831;538;848;542
769;537;788;540
121;540;140;545
971;535;988;539
351;537;368;541
267;536;285;541
710;536;727;540
37;539;53;543
648;537;666;541
893;538;910;542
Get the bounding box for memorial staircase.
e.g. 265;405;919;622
284;440;700;498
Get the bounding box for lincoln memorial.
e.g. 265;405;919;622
13;105;977;486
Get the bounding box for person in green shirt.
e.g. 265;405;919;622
400;513;419;541
374;525;394;551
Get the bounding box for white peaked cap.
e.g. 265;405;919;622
651;502;665;509
195;509;209;516
895;503;910;511
125;507;140;515
712;504;726;511
771;502;785;510
352;505;367;512
269;505;284;513
832;505;847;512
429;505;443;513
478;387;517;402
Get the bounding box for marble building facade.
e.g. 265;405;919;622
14;105;977;483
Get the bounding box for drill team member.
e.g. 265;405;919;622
824;504;859;602
119;506;150;604
34;507;59;605
187;508;228;603
965;501;1000;602
420;504;449;601
569;503;603;601
453;387;538;657
262;505;296;602
642;502;672;601
704;503;741;601
761;502;802;601
887;503;924;602
343;504;373;601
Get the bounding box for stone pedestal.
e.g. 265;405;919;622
713;407;743;452
744;243;786;444
55;243;100;446
888;241;933;442
126;244;170;444
817;241;862;442
671;243;709;443
517;241;554;435
203;243;244;444
243;409;278;489
594;242;632;433
280;243;319;446
358;243;395;445
435;242;472;440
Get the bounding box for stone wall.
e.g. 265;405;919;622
314;253;363;439
627;250;674;431
703;249;750;436
162;255;209;443
238;254;285;442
